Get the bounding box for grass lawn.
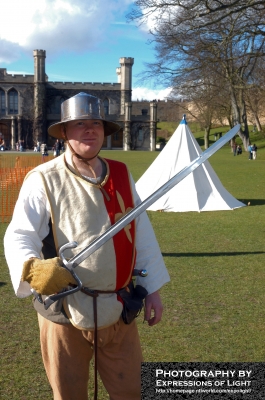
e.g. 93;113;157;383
0;129;265;399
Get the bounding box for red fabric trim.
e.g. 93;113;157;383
101;159;136;290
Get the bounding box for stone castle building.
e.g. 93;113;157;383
0;50;161;151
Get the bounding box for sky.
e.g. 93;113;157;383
0;0;172;101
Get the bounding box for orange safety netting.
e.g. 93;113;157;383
0;154;54;223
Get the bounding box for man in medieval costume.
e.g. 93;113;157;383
4;93;170;400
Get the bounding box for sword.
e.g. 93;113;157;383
39;124;240;309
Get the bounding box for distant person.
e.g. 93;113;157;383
237;145;242;155
54;138;61;157
40;142;48;158
37;141;41;152
252;144;257;160
247;143;253;160
19;140;24;152
0;134;5;151
160;141;166;150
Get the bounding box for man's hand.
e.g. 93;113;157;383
144;290;163;326
22;257;77;295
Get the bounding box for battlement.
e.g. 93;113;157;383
119;57;134;65
0;69;34;83
33;49;46;57
0;68;7;76
47;81;121;90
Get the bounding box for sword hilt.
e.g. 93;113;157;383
133;269;148;277
30;241;83;310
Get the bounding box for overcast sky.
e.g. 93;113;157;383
0;0;172;100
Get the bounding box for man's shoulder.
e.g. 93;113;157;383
101;158;131;181
33;154;64;174
26;155;65;187
102;157;129;171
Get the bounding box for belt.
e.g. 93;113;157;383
70;285;125;400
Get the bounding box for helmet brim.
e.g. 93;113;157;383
48;118;121;139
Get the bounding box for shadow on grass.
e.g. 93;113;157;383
238;199;265;206
0;282;7;287
162;251;265;257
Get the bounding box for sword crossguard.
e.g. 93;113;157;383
59;241;78;270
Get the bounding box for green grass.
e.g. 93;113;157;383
1;131;265;399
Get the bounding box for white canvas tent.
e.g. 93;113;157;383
136;116;246;212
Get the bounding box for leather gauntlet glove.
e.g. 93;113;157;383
22;257;77;295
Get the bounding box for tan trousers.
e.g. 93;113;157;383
38;314;143;400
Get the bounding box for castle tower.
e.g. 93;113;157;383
116;67;121;83
119;57;134;115
33;49;46;142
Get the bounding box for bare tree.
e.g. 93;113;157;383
129;1;265;149
128;0;265;29
172;75;221;148
244;58;265;132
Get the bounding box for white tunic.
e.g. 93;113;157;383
4;156;170;329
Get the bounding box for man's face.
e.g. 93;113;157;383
63;119;104;158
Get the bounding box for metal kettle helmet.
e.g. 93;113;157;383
48;92;121;139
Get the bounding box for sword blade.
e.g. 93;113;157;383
70;124;240;267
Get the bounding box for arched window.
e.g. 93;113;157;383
0;89;5;114
103;98;109;115
8;89;18;114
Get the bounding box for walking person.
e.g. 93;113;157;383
40;142;48;162
54;138;62;157
0;133;5;151
247;143;253;160
19;139;24;152
252;143;257;160
237;144;242;155
4;93;170;400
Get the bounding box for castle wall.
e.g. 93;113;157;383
0;83;34;116
0;51;158;151
132;100;184;122
47;82;120;89
0;80;35;148
46;86;121;117
0;69;34;83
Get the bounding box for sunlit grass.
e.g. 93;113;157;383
0;134;265;399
